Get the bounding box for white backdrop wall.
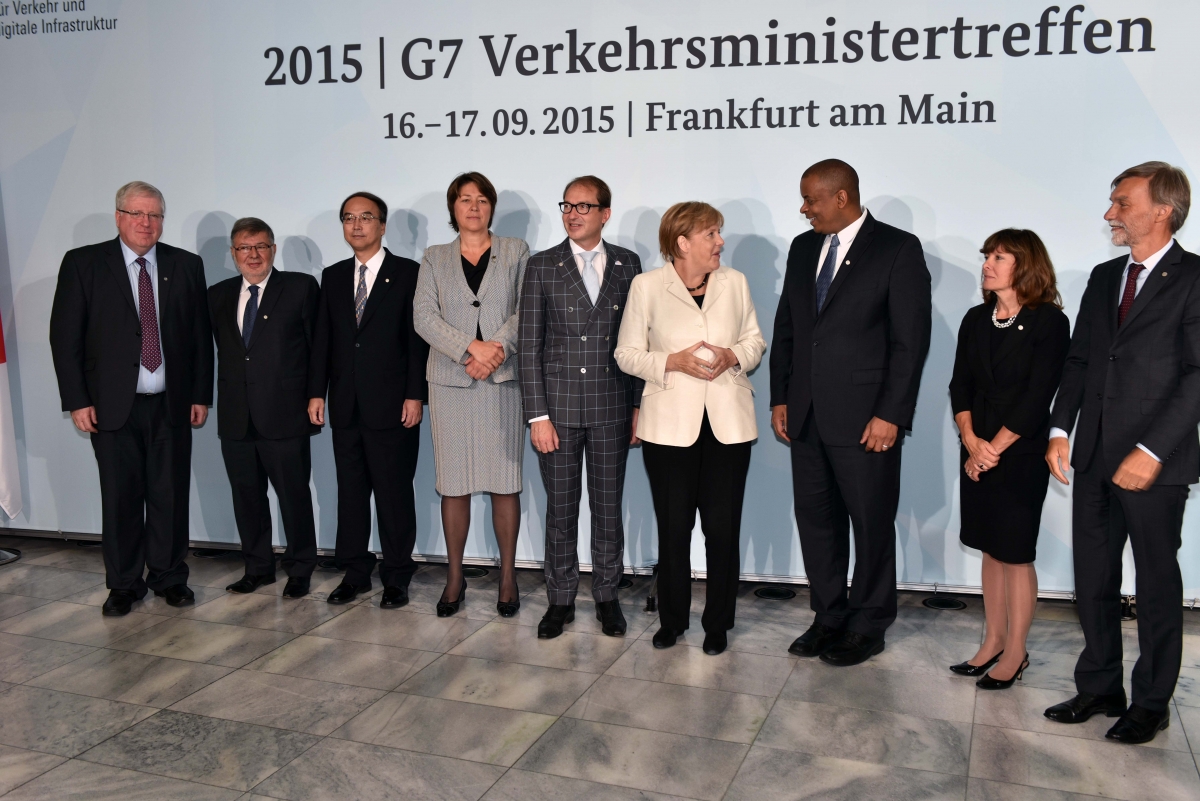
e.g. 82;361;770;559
0;0;1197;596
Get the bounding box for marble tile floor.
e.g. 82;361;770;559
0;536;1197;800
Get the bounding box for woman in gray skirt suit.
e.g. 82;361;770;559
414;172;530;617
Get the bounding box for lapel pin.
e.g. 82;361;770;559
263;315;268;320
385;278;390;282
1163;272;1168;277
1017;325;1023;330
162;276;168;280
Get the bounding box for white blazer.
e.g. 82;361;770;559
615;265;766;446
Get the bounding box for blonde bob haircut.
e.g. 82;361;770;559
658;202;724;263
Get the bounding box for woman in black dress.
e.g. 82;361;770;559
948;229;1070;689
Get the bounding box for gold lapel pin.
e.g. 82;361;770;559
1163;272;1168;277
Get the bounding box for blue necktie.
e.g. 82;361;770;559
243;284;259;347
815;233;839;312
580;250;600;305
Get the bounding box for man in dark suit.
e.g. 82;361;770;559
49;181;213;616
1043;162;1199;744
519;176;642;639
209;217;320;599
308;192;429;607
770;159;932;666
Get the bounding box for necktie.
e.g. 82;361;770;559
355;264;368;326
1117;262;1144;327
815;233;840;312
580;250;600;304
136;257;162;372
242;284;259;347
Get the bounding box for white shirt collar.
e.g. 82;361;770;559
241;267;273;292
355;246;386;273
569;238;604;258
830;208;868;245
1128;239;1175;272
120;239;157;268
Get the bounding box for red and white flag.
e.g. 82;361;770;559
0;311;21;518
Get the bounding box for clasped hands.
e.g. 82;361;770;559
464;339;505;381
962;434;1001;482
665;342;739;381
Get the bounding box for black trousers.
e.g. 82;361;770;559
539;420;631;605
331;410;420;589
220;423;318;579
642;414;751;633
90;393;190;596
1073;435;1188;712
790;407;902;638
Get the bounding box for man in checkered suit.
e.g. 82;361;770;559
519;176;642;639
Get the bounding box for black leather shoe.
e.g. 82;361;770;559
652;627;685;649
702;630;728;655
788;621;844;657
101;589;136;616
226;573;276;594
380;585;409;609
1043;691;1128;724
497;578;521;617
538;603;575;638
950;649;1003;676
154;584;195;607
437;578;467;617
595;600;627;636
977;654;1029;690
282;576;310;599
327;581;365;605
820;631;885;666
1106;704;1170;744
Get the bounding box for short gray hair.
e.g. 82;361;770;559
115;181;166;216
230;217;275;244
1112;162;1191;233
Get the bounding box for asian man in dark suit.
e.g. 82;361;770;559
49;181;213;616
209;217;320;599
308;192;429;607
518;176;642;639
770;159;932;666
1043;162;1200;745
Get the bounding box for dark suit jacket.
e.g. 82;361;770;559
308;249;429;430
769;213;932;445
518;238;643;428
950;301;1070;455
49;237;213;430
209;268;320;441
1049;242;1200;484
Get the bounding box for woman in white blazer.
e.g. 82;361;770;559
615;201;766;655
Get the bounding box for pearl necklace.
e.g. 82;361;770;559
992;305;1019;329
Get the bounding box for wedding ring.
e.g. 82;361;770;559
978;463;985;469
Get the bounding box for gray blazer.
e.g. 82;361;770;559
414;235;530;387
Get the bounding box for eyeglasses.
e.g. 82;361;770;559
233;244;274;254
341;213;379;224
559;202;605;215
117;209;164;223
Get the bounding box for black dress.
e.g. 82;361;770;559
461;247;490;339
949;301;1070;564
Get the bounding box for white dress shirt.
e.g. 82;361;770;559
120;239;166;394
816;208;869;283
236;268;272;335
1048;238;1176;461
529;240;609;424
354;247;386;298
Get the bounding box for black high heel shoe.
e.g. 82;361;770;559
977;654;1030;690
949;650;1003;677
496;577;520;617
436;577;467;617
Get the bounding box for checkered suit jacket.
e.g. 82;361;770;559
519;238;643;428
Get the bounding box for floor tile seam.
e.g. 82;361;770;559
299;630;473;657
596;666;785;698
0;615;179;650
7;639;104;686
548;710;763;750
740;741;977;782
399;651;607;696
326;724;554;769
158;693;382;737
969;720;1200;765
720;665;790;800
773;693;976;726
177;606;354;637
242;727;330;797
0;749;66;799
70;755;266;797
19;660;230;710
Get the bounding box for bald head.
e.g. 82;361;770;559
800;159;863;235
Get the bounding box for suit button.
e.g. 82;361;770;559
356;343;360;348
580;368;587;374
568;306;574;312
245;357;250;361
605;336;610;341
1096;393;1102;399
472;300;480;307
605;367;610;372
1109;355;1116;361
613;305;619;310
581;336;587;341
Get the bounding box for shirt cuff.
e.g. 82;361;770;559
1048;427;1070;441
528;415;550;424
1136;442;1162;462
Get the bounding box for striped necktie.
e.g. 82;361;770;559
355;264;368;326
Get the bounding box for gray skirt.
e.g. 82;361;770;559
428;379;524;496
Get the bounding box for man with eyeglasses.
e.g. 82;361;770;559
518;176;642;639
49;181;213;616
308;192;429;607
208;217;320;598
